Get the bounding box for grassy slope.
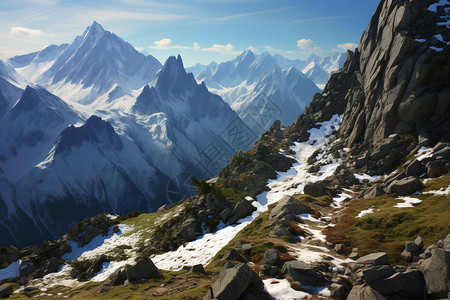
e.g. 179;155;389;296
324;174;450;264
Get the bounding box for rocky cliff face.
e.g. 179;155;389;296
289;0;450;151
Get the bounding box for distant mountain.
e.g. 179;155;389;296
0;24;250;248
9;21;162;106
186;62;218;76
197;50;320;134
301;53;346;87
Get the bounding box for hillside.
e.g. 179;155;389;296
0;0;449;299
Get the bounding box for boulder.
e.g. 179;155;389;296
221;249;248;263
108;257;160;285
418;247;449;299
370;269;426;300
175;218;199;241
347;285;388;300
386;177;424;196
358;265;395;284
303;181;326;197
356;252;388;266
269;195;310;220
0;283;14;298
227;200;256;225
263;249;280;266
405;159;425;177
19;258;36;277
125;257;160;282
359;185;385;199
188;264;206;274
281;260;325;289
204;263;267;300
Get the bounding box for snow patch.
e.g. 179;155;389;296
424;185;450;196
356;206;374;218
354;173;379;183
394;197;422;208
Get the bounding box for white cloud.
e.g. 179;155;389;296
201;43;241;55
10;27;52;38
192;42;200;51
134;46;144;52
296;39;321;54
247;46;258;52
149;38;189;50
337;42;358;51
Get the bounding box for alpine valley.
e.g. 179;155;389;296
0;0;449;299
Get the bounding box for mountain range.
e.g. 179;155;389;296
0;23;251;247
0;0;449;299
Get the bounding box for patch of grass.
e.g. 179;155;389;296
325;176;450;264
167;285;210;300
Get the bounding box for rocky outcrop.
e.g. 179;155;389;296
66;213;119;247
0;246;18;269
287;0;450;170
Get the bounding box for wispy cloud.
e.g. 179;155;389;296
293;15;352;23
337;42;358;51
201;43;241;55
10;26;53;38
216;7;288;21
149;38;190;50
297;38;322;54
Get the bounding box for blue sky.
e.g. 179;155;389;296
0;0;380;67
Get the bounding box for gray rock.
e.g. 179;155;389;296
370;269;425;300
227;200;256;225
269;195;310;220
241;243;253;253
359;185;385;199
414;236;424;249
204;263;265;300
405;159;425;177
386;176;424;196
221;249;248;263
220;207;233;222
303;181;326;197
220;262;235;278
359;265;395;284
281;260;325;289
418;247;449;299
125;257;160;282
109;257;160;285
347;285;387;300
356;252;388;266
188;264;206;274
156;204;171;212
263;249;280;266
0;284;14;298
175;218;199;241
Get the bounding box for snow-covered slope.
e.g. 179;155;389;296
301;53;346;87
0;60;24;118
10;21;162;106
197;50;320;134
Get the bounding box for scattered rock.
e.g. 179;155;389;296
204;263;269;300
356;252;388;266
221;249;248;263
304;181;327;197
370;269;425;300
347;284;387;300
281;260;326;290
188;264;206;274
358;265;395;284
227;199;256;225
386;176;424;196
358;185;385;199
263;249;280;266
269;195;310;220
108;257;160;286
418;246;449;299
